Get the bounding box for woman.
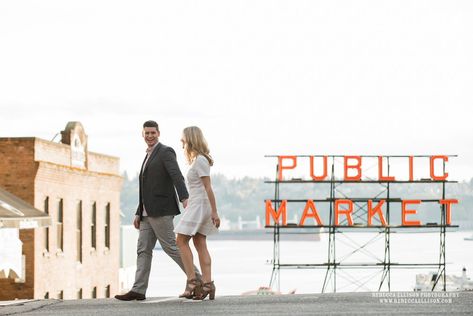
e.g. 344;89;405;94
174;126;220;300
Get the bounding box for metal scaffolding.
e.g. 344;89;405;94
265;155;458;293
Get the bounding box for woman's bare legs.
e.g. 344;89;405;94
176;233;199;297
192;233;211;283
192;233;216;300
176;233;195;279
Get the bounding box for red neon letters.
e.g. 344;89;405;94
277;155;450;181
265;199;458;227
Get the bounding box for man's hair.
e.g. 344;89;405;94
143;120;159;131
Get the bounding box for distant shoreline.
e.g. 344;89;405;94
207;229;321;241
204;227;471;241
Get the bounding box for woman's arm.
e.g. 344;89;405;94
201;176;220;228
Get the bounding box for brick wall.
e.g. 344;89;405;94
0;138;37;202
0;138;37;299
88;152;120;175
34;139;71;168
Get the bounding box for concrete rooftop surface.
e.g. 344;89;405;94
1;292;472;316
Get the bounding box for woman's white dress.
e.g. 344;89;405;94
174;155;218;236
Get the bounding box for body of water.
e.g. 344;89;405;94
146;231;473;297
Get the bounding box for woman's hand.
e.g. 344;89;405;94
211;212;220;228
202;176;219;228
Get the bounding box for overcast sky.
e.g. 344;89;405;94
1;1;472;180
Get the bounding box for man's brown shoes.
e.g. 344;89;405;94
114;291;146;301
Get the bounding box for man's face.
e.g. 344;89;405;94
142;127;160;147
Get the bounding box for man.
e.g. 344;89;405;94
115;120;200;301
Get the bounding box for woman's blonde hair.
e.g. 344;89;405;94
182;126;214;166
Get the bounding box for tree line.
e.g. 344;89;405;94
120;172;473;229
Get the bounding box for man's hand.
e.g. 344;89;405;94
181;198;188;208
133;215;141;229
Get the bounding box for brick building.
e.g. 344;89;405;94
0;122;122;300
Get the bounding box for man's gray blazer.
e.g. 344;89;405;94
136;142;189;218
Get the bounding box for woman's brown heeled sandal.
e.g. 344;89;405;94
179;278;202;299
193;281;215;300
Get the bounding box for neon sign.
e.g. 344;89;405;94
265;155;459;227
